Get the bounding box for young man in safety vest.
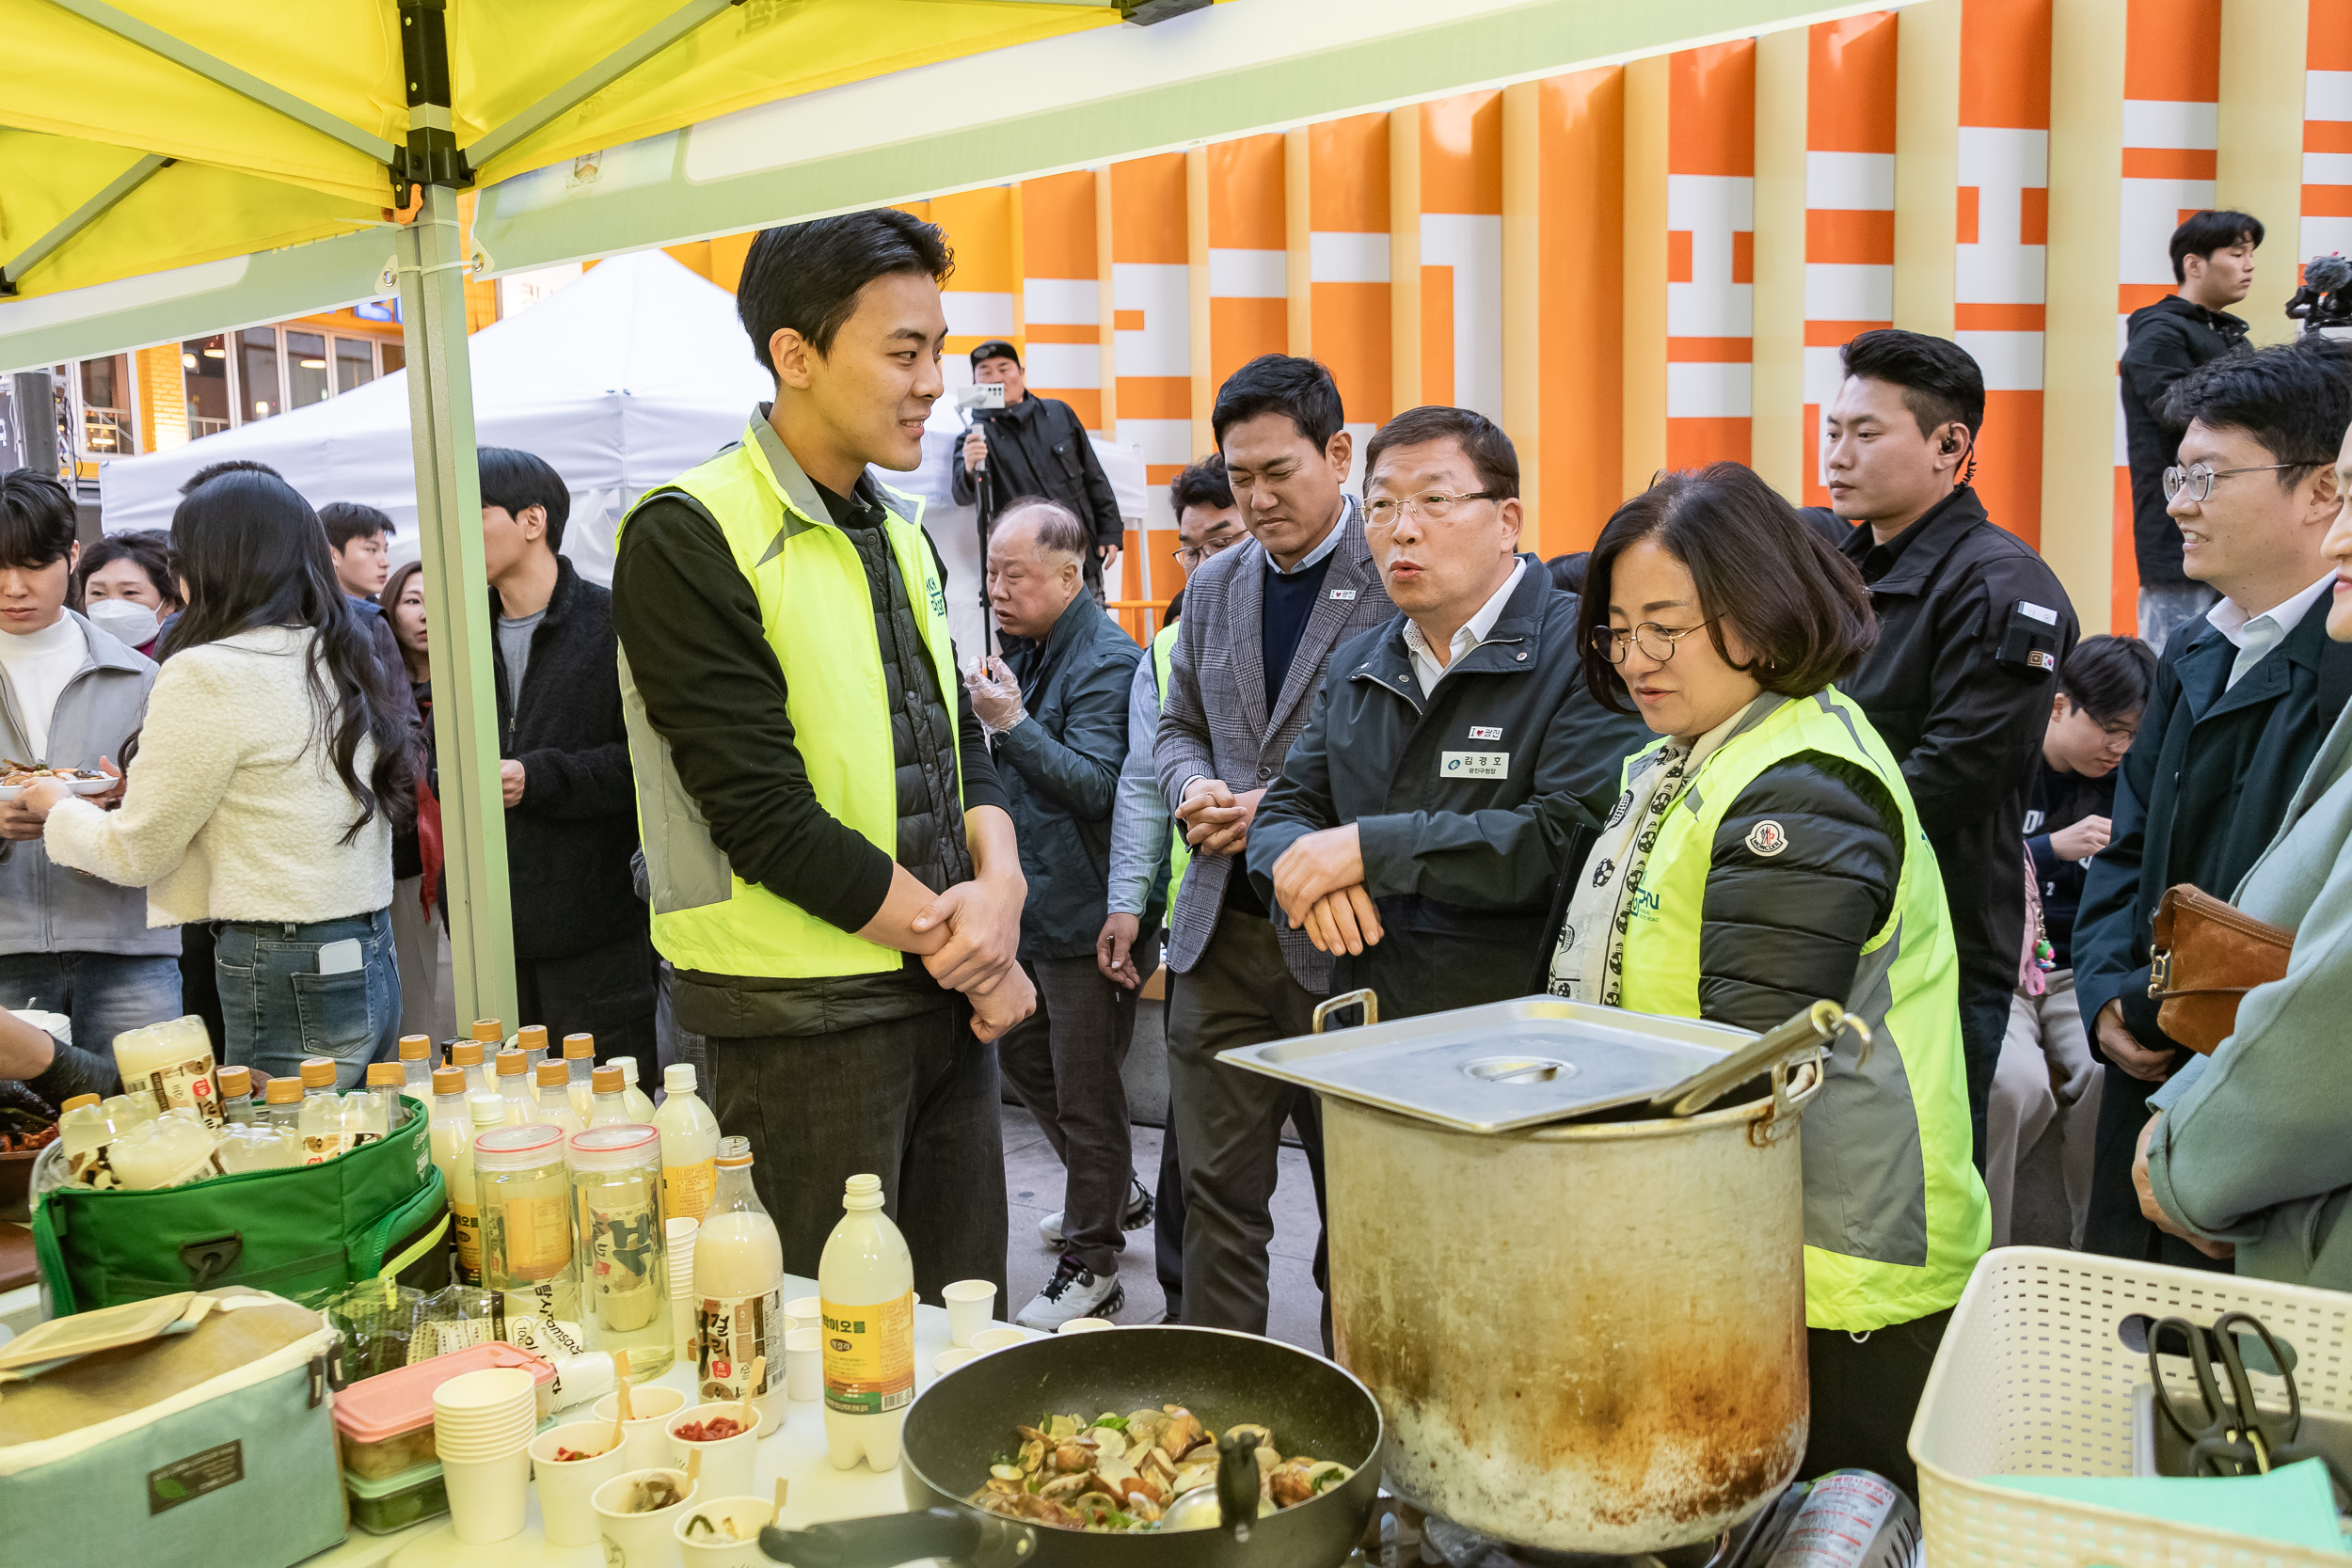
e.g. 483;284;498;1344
611;212;1032;1302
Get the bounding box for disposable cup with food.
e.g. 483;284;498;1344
941;1278;995;1347
594;1384;690;1471
530;1421;631;1547
675;1495;776;1567
970;1326;1033;1353
1057;1317;1114;1334
593;1466;699;1568
440;1445;532;1544
783;1326;821;1402
666;1402;763;1502
932;1347;979;1376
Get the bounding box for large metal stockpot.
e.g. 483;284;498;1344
1225;995;1848;1558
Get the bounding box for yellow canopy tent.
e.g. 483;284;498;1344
1;0;1863;1023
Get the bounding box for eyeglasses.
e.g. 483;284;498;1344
1173;534;1241;571
1590;621;1718;665
2162;462;2303;503
1363;490;1499;531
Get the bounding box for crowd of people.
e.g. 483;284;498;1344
3;201;2349;1491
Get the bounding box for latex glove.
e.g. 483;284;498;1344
962;655;1027;735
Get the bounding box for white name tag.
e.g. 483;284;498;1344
1441;750;1510;780
1469;725;1502;741
1329;588;1358;601
2019;600;2058;625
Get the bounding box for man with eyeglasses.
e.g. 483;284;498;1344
1153;355;1393;1343
2073;339;2352;1270
1247;406;1647;1020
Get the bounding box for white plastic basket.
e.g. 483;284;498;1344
1909;1245;2352;1566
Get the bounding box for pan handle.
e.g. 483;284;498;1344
759;1508;1032;1568
1312;989;1379;1033
1651;999;1872;1119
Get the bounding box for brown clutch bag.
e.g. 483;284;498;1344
2148;882;2294;1054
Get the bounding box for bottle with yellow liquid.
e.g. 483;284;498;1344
652;1063;720;1223
495;1049;534;1125
561;1034;596;1123
819;1173;914;1472
477;1124;578;1328
568;1124;673;1376
532;1061;585;1136
447;1091;505;1285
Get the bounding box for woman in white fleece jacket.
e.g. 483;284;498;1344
19;469;415;1085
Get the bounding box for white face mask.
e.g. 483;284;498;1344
86;598;161;649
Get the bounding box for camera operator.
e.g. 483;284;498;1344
952;341;1126;595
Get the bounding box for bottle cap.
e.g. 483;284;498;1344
366;1062;405;1088
60;1093;101;1113
516;1024;548;1054
592;1065;624;1094
842;1172;883;1210
664;1063;696;1095
496;1048;528;1078
215;1065;252;1097
265;1078;305;1105
535;1060;569;1088
565;1123;659;1169
452;1040;484;1067
469;1091;507;1126
562;1034;595;1061
716;1134;753;1167
613;1055;640;1085
298;1059;338;1089
432;1066;466;1096
474;1123;566;1170
470;1019;504;1044
397;1035;432;1062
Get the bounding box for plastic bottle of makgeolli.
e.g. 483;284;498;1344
818;1173;914;1472
651;1064;721;1223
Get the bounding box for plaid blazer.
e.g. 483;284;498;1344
1152;498;1395;989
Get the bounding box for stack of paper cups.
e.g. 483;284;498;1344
669;1216;699;1366
432;1366;538;1544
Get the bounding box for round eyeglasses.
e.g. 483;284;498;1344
1590;621;1718;665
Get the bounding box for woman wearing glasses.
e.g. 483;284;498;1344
1543;462;1987;1494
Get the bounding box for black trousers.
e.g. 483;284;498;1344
1156;981;1188;1323
513;926;659;1068
1959;969;2011;1172
1802;1307;1953;1497
703;999;1009;1304
2080;1061;2234;1271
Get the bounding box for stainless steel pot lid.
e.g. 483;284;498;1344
1216;994;1757;1134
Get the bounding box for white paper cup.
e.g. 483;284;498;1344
675;1495;776;1566
593;1467;699;1568
941;1278;995;1347
440;1445;532;1544
784;1326;821;1402
530;1422;630;1547
666;1402;763;1503
594;1385;691;1471
932;1347;979;1376
970;1326;1032;1353
1057;1317;1114;1334
783;1294;820;1323
435;1366;537;1415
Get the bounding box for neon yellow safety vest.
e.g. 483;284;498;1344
1613;688;1990;1333
614;411;962;980
1151;620;1190;920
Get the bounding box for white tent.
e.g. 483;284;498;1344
97;248;1146;656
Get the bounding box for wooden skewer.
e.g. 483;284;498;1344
740;1354;765;1435
773;1477;788;1521
611;1348;633;1453
686;1447;703;1491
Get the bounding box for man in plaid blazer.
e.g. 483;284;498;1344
1153;356;1395;1338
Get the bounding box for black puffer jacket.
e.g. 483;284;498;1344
2120;294;2250;586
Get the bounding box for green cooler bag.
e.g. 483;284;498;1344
32;1095;449;1315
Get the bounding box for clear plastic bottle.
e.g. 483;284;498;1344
262;1076;304;1131
478;1124;578;1328
449;1091;507;1286
561;1034;596;1123
450;1039;489;1097
818;1172;914;1472
296;1058;352;1164
102;1092;154;1134
516;1023;549;1067
612;1057;658;1122
587;1064;631;1127
111;1014;221;1127
532;1061;586;1136
424;1067;472;1238
216;1115;302;1173
349;1061;404;1144
55;1093;120;1189
495;1049;534;1125
652;1064;721;1224
694;1136;786;1431
215;1065;257;1127
397;1034;436;1096
568;1124;672;1376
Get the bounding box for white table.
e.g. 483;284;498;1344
310;1275;1018;1568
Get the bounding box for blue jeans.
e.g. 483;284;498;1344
215;909;402;1088
0;951;184;1063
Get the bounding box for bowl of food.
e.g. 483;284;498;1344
0;764;112;800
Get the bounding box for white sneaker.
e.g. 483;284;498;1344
1037;1178;1154;1248
1015;1256;1126;1331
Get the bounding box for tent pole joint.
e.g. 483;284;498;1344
395;0;473;200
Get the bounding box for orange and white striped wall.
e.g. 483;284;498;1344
1666;43;1757;472
1802;14;1899;507
2306;7;2352;265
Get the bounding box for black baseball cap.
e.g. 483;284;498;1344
969;341;1021;368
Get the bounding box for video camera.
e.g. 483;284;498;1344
2286;253;2352;339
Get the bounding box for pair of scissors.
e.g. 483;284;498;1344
2147;1311;2304;1477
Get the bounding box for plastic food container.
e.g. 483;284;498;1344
342;1458;450;1534
333;1340;555;1480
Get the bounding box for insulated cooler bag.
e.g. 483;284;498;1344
0;1289;345;1568
31;1094;449;1314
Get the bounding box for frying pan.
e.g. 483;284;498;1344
758;1325;1386;1567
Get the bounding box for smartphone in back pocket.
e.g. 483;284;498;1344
316;938;364;975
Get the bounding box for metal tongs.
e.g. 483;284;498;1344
1648;999;1872;1121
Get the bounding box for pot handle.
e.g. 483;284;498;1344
1651;999;1872;1119
758;1508;1031;1568
1312;988;1379;1033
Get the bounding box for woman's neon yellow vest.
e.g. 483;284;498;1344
1613;688;1989;1332
615;412;962;979
1151;620;1190;918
